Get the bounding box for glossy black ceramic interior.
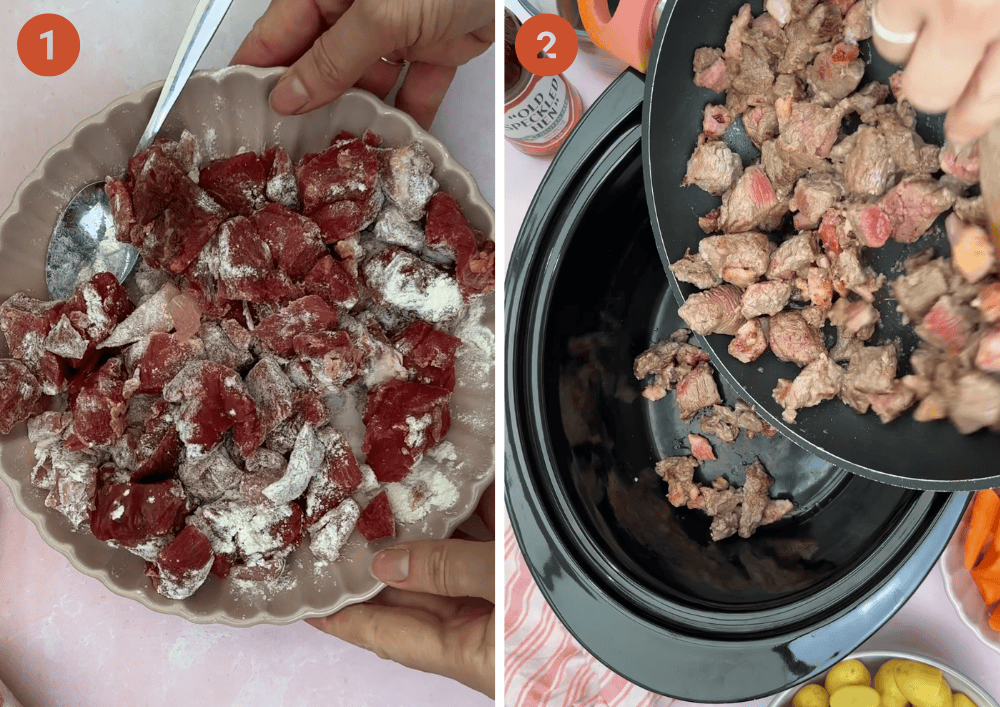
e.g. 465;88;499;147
505;70;969;701
644;0;1000;489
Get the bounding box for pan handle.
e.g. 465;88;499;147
577;0;660;72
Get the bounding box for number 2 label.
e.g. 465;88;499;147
17;14;79;76
515;14;578;77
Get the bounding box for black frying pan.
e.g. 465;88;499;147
582;0;1000;490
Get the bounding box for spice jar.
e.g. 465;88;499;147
504;9;584;157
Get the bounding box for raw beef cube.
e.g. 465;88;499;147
682;141;744;196
311;200;363;243
199;152;267;216
297;389;331;426
90;479;188;547
392;321;461;391
363;248;465;326
148;524;214;599
310;498;361;562
163;361;262;458
253;295;339;357
0;359;42;434
729;318;768;363
678;284;746;336
132;399;181;482
290;330;366;389
768;311;827;367
63;272;135;344
43;444;100;528
424;192;496;298
245;357;296;436
676;361;722;419
262;146;299;208
100;282;181;349
105;177;135;239
263;423;324;504
357;491;396;541
199;320;254;371
213;216;277;302
73;358;127;447
374;206;427;253
380;142;439;220
252;203;327;281
135;332;205;395
303;255;360;309
154;131;201;175
177;444;243;503
693;47;729;93
0;292;62;370
362;380;451;482
194;499;302;562
128;146;227;273
879;176;956;244
297;136;381;214
915;296;972;354
305;428;364;526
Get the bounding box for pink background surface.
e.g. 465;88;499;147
0;2;494;706
501;3;999;703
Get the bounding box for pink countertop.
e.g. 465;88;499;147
0;2;494;706
502;12;999;706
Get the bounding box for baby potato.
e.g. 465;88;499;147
953;693;978;707
826;660;873;694
872;660;908;707
894;661;951;707
830;685;881;707
794;684;831;707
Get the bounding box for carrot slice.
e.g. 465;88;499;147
965;489;1000;570
991;604;1000;632
971;546;1000;605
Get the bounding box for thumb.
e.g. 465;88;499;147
269;2;399;115
370;539;494;601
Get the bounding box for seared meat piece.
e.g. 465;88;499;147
940;141;979;185
830;329;863;362
974;282;1000;323
724;4;754;61
762;498;795;524
828;297;879;338
729;44;776;100
743;280;794;318
671;249;723;290
949;372;1000;434
879;176;956;243
739;460;775;538
708;487;744;541
746;12;789;63
844;202;893;248
676;361;723;419
791;173;845;229
954;195;987;226
912;393;947;422
839;377;872;413
703;104;735;140
743;105;779;148
806;43;865;103
633;330;711;401
892;258;950;321
777;3;845;74
773;353;843;422
772;73;807;102
801;266;834;308
683;141;744;196
699;232;773;286
734;399;779;438
945;213;996;284
878;118;941;174
699;208;722;233
729;318;769;362
915;295;973;354
765;0;819;26
767;233;818;279
718;166;787;233
845;344;897;394
841;81;890;123
761;140;807;196
832;246;884;302
688;433;717;461
843;0;873;42
775;98;846;168
694;47;730;93
768;310;827;366
868;381;917;424
976;327;1000;372
843;126;897;197
701;405;741;442
800;304;829;328
678;284;747;336
655;456;702;507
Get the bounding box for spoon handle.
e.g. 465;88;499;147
135;0;235;155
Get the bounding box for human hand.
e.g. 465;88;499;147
306;483;495;697
231;0;494;129
870;0;1000;144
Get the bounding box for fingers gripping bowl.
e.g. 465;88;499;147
0;67;495;626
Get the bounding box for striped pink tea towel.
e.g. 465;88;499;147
504;514;676;707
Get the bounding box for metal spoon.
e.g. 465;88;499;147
45;0;234;300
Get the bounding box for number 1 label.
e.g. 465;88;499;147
17;14;79;76
40;29;54;60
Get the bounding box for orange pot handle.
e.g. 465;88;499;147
578;0;660;73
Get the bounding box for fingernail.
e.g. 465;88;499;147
269;75;309;115
370;548;409;583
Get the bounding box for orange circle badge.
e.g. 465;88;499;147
18;14;80;77
514;14;579;77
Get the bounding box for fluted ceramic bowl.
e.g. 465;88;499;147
0;66;495;626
